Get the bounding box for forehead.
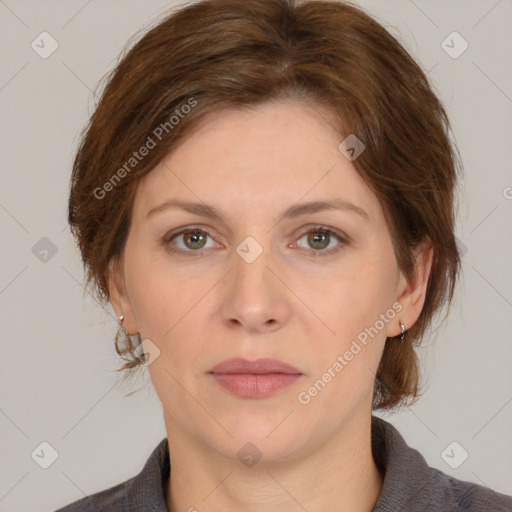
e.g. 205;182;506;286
133;101;380;224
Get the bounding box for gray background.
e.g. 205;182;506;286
0;0;510;510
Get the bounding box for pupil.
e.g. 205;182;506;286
309;231;328;249
187;231;205;249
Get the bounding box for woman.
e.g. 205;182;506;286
56;0;512;510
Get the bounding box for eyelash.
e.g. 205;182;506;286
160;224;350;258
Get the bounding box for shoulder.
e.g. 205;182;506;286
371;416;512;512
427;466;512;512
54;437;170;512
53;477;133;511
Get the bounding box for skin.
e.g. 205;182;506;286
109;100;433;512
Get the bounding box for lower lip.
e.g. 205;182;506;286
211;373;302;398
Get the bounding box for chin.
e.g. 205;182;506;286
210;429;306;467
205;411;312;459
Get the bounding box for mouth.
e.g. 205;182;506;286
208;358;304;399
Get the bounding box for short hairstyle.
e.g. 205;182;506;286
68;0;462;410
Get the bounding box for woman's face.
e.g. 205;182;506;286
111;100;428;462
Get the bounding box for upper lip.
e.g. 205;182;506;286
209;358;303;375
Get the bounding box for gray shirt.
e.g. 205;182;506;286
55;416;512;511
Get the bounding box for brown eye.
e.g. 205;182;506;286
307;230;330;250
295;226;349;256
164;227;216;254
182;230;208;250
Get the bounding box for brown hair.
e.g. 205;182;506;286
68;0;462;410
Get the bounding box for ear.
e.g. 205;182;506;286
108;256;138;335
387;240;434;338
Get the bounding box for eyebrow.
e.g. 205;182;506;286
145;197;371;224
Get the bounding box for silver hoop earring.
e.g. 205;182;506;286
118;315;129;336
399;320;406;342
117;314;141;348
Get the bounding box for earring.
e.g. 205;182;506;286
118;314;129;336
118;314;142;344
399;320;406;342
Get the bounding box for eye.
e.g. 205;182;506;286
293;226;349;256
163;227;217;254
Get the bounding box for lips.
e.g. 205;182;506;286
208;358;303;398
209;357;302;375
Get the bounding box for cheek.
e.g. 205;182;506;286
325;256;396;333
125;261;218;404
308;253;398;395
305;268;394;403
124;243;205;338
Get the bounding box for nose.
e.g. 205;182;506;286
219;242;290;335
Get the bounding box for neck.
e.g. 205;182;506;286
165;414;383;512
